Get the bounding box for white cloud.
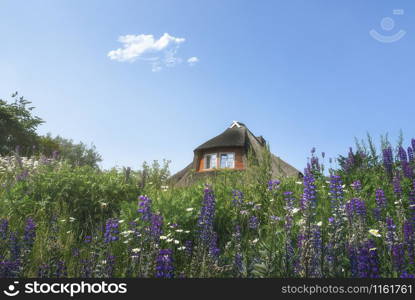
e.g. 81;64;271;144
187;56;199;66
108;33;192;71
108;33;185;62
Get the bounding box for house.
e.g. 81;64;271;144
170;121;302;186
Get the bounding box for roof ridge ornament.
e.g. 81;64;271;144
230;121;242;128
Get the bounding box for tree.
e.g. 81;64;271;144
0;92;44;155
38;134;102;168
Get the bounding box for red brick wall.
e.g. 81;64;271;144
196;147;245;172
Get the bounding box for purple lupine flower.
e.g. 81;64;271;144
104;255;116;278
0;219;8;240
393;175;402;199
409;183;415;226
398;146;413;178
301;168;317;210
346;198;366;220
0;260;20;278
357;240;380;278
284;191;295;210
233;225;243;276
104;219;119;243
373;189;387;221
80;259;93;278
310;225;322;277
401;271;415;278
198;185;216;245
344;147;355;172
294;233;307;275
54;260;67;278
232;190;244;206
348;246;358;278
38;264;50;278
412;139;415;154
209;232;220;259
23;218;36;248
9;232;20;260
408;147;414;162
310;156;320;173
403;221;414;265
311;147;316;154
137;195;153;222
357;244;370;278
150;214;163;241
386;217;397;250
392;243;405;273
284;191;295;231
329;175;343;213
184;240;193;257
267;179;281;191
351;180;362;191
84;235;92;243
155;249;174;278
248;216;259;229
322;152;325;159
382;147;394;177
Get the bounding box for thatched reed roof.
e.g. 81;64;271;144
170;121;302;187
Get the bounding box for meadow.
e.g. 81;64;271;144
0;137;415;278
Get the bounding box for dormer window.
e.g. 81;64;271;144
204;153;217;169
220;153;235;168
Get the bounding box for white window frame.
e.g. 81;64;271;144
219;152;235;169
204;153;217;170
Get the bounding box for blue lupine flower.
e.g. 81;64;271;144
155;249;174;278
198;185;216;245
351;180;362;191
382;147;394;177
408;147;414;162
373;189;387;221
386;217;397;250
104;219;119;243
398;146;413;178
23;218;36;248
267;180;281;191
232;190;244;206
248;216;259;229
137;195;152;222
329;175;343;213
346;198;366;220
302;169;316;210
0;219;8;240
150;214;163;241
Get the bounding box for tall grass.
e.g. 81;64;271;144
0;137;415;278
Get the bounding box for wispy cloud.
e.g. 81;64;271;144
187;56;199;66
108;33;197;72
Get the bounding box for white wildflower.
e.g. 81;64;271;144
186;208;194;212
131;248;141;253
175;229;183;233
369;229;381;237
160;235;168;240
292;208;300;214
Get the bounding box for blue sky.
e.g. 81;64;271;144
1;0;414;173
